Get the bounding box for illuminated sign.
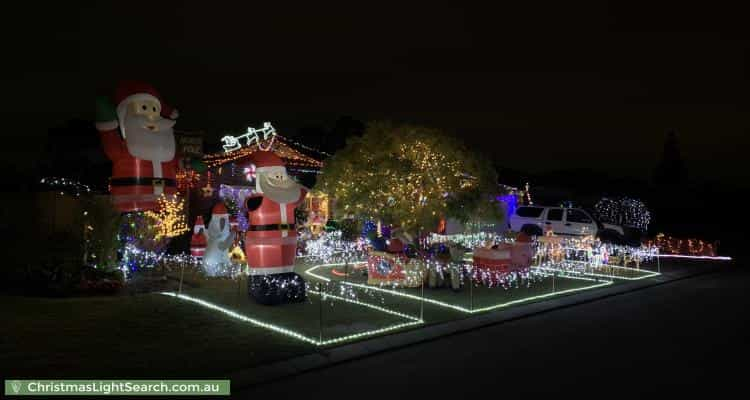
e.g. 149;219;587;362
176;133;204;157
221;122;276;153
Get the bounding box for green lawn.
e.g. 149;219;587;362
179;277;420;344
0;293;313;379
0;273;424;379
301;261;613;322
1;256;675;379
534;262;661;280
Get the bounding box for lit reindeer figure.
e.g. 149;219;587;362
221;122;277;152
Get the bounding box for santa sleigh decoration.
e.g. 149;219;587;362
472;234;534;284
366;238;426;288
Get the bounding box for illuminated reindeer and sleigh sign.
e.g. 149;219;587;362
220;122;277;153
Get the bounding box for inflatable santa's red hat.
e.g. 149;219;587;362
212;202;228;216
113;81;178;139
248;151;284;170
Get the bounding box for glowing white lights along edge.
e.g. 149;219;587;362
304;262;614;314
655;254;732;260
534;265;660;281
160;289;422;347
462;252;662;281
221;122;277;153
536;260;662;280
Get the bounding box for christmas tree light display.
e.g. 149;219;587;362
143;194;190;240
594;197;651;231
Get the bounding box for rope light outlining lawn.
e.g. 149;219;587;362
135;229;722;347
655;254;732;261
531;260;661;281
160;288;422;347
533;263;661;281
304;262;614;314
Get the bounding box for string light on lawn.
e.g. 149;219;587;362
304;262;614;314
159;289;421;346
535;261;661;281
655;254;732;261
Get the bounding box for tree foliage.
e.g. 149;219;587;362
594;197;651;231
318;121;500;235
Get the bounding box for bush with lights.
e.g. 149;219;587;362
594;197;651;232
318;121;501;246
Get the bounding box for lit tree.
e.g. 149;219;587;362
318;121;500;237
144;194;190;240
594;197;651;231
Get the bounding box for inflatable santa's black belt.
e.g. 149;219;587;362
249;223;296;231
110;177;177;187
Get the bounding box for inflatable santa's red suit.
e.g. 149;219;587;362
95;81;180;212
190;216;207;259
244;151;308;305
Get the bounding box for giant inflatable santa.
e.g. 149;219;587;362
244;151;307;305
95;81;180;212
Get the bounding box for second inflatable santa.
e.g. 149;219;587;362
244;151;307;305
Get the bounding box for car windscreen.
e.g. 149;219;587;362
516;207;544;218
566;209;593;223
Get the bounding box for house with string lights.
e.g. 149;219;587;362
180;123;331;235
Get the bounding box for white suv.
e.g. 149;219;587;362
510;206;625;238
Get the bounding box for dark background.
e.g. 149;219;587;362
1;2;747;255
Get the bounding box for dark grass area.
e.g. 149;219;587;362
538;262;660;280
180;277;417;340
0;293;314;379
1;257;719;380
0;276;422;379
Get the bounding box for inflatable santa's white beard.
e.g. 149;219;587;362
256;171;302;204
122;109;176;162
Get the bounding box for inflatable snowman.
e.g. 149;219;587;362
203;203;234;276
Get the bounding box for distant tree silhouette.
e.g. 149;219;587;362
653;129;687;185
329;116;365;151
296;116;365;155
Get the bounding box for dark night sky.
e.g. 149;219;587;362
3;2;749;185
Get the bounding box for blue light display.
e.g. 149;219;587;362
496;194;518;219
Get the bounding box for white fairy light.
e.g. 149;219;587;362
305;262;614;314
160;289;421;346
221;122;276;153
655;254;732;261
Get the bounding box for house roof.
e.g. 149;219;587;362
202;136;324;169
